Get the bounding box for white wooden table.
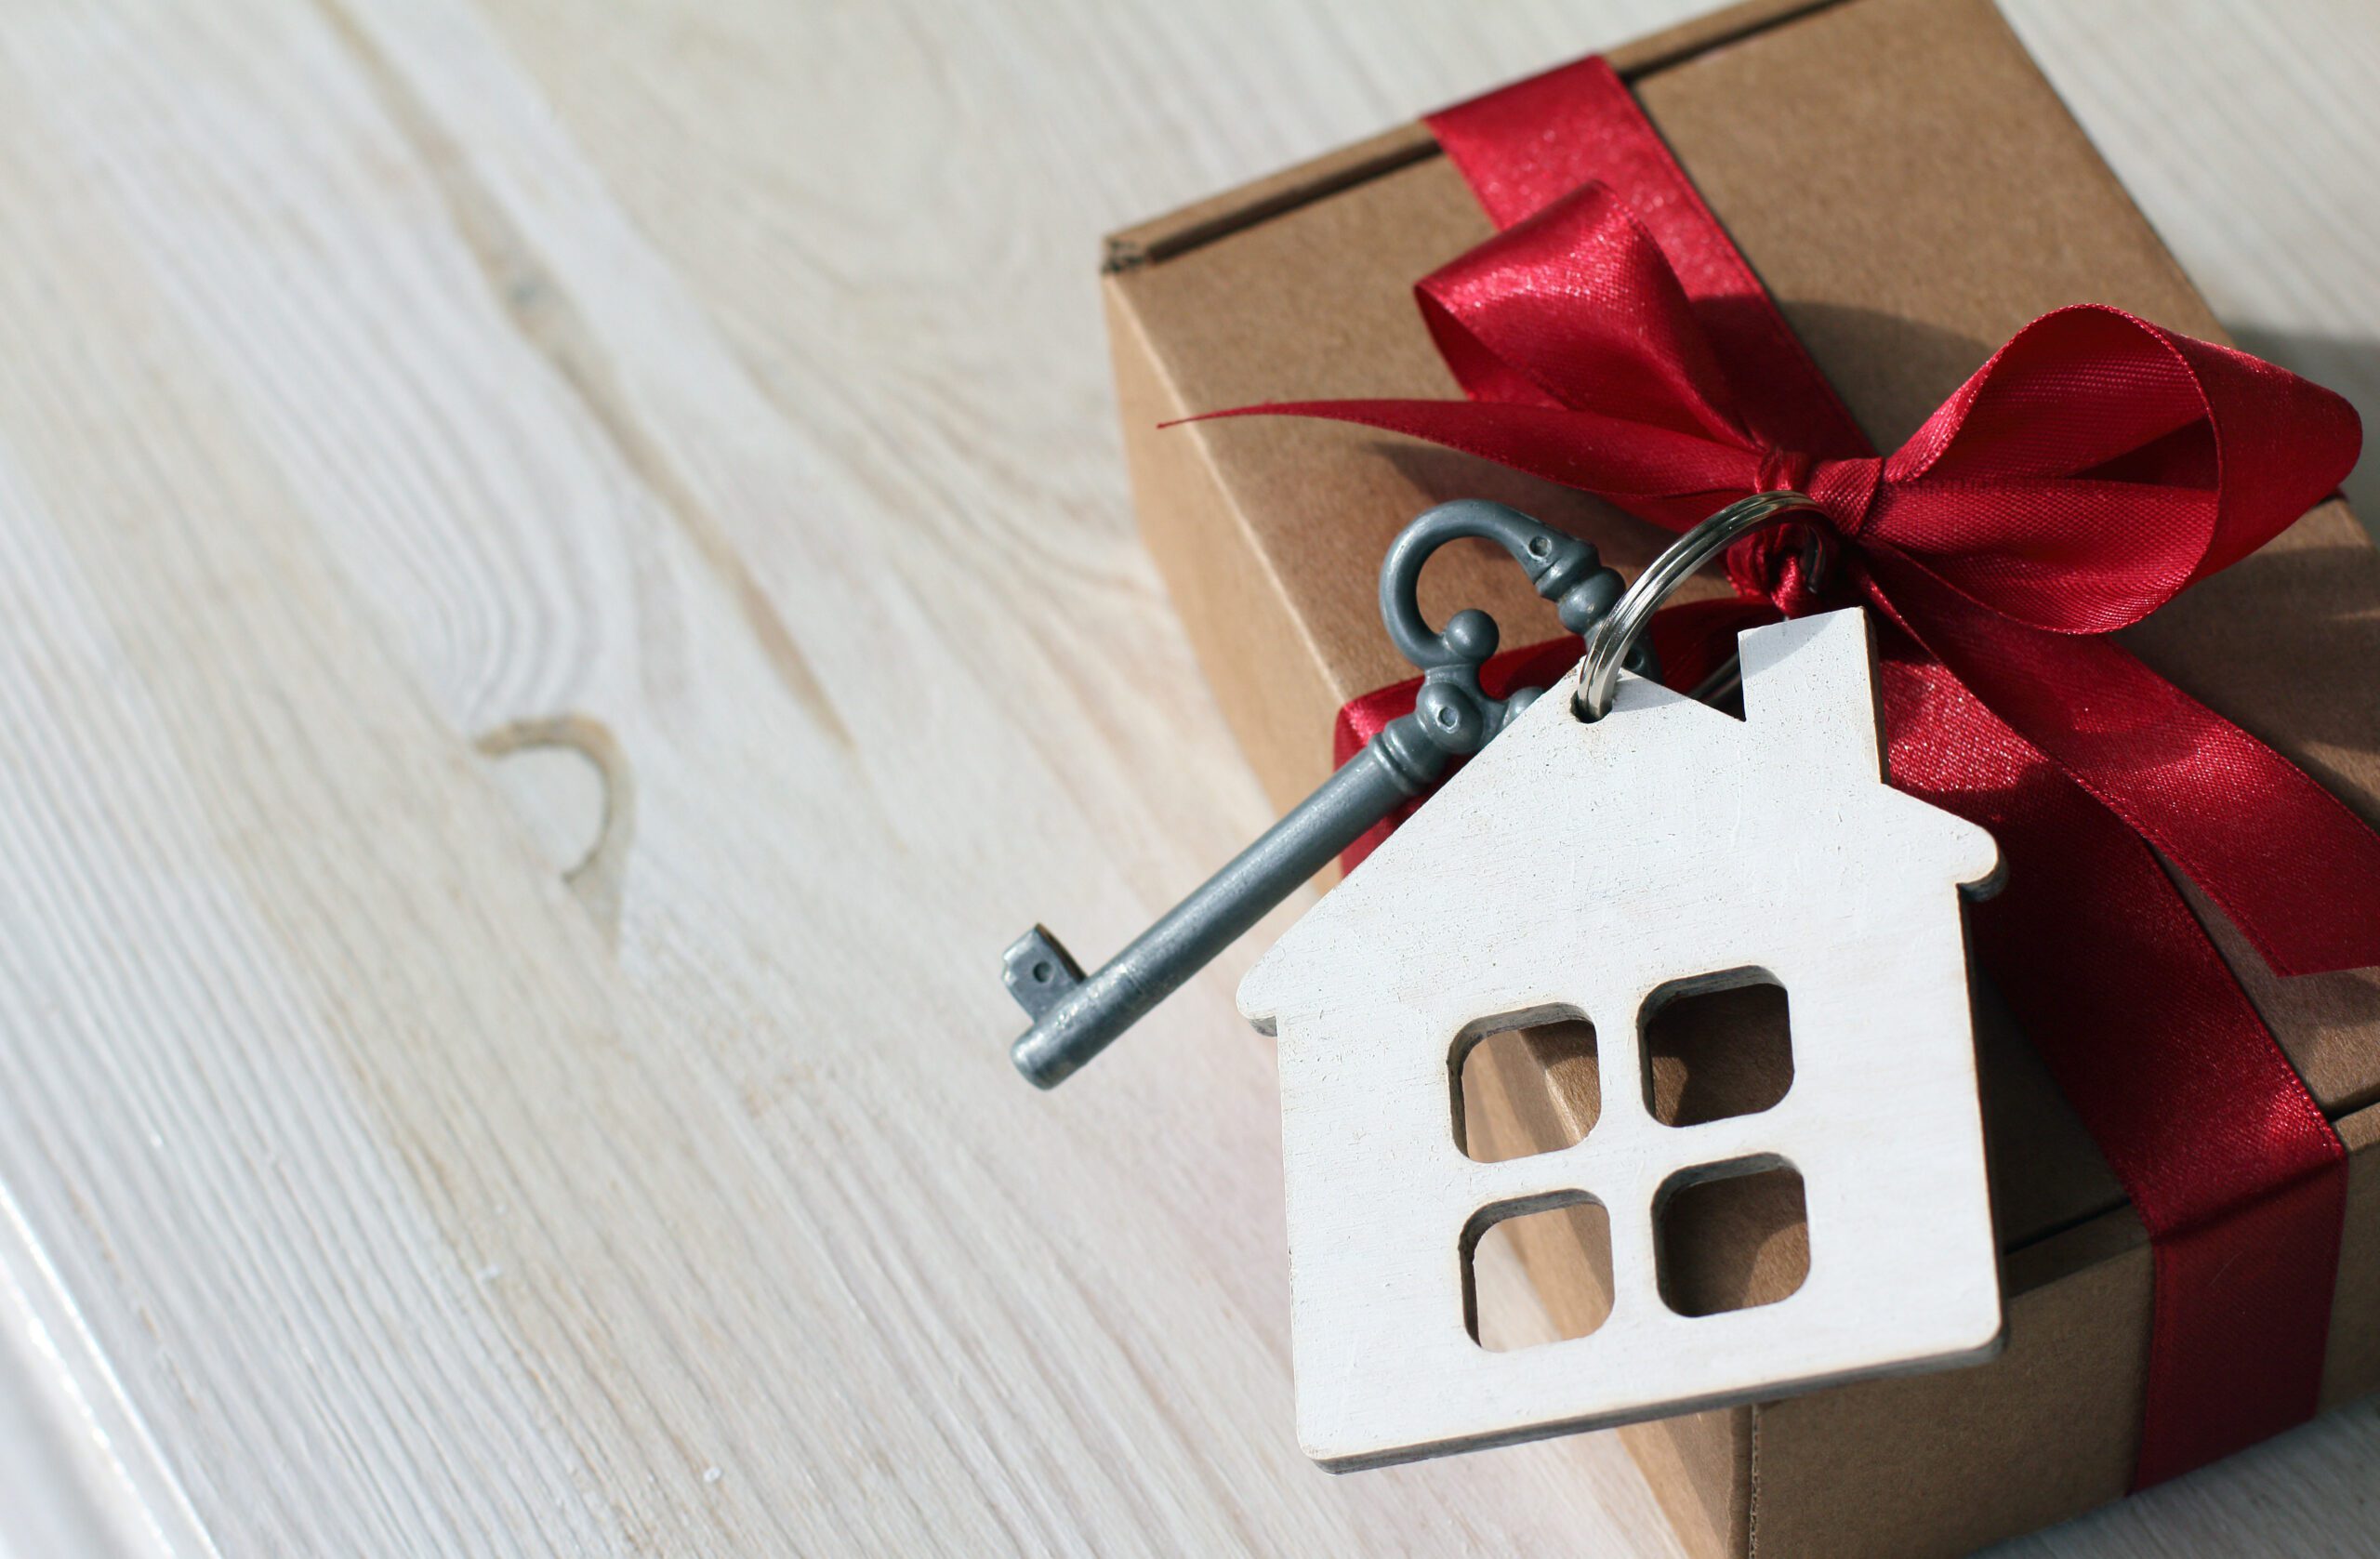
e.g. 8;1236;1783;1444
0;2;2372;1554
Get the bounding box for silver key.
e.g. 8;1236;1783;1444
1001;499;1645;1088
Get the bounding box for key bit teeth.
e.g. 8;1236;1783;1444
1003;925;1084;1020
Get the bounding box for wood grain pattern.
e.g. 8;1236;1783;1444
0;0;2371;1554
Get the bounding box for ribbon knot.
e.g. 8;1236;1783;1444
1734;452;1876;614
1723;518;1836;617
1805;453;1884;540
1752;443;1812;496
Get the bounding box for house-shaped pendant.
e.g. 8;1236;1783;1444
1238;608;2006;1470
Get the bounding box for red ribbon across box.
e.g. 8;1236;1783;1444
1191;56;2380;1488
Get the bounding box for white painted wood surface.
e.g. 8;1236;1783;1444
1247;613;2005;1469
0;1;2370;1554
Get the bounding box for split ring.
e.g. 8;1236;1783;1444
1572;491;1828;721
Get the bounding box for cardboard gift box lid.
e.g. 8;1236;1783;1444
1100;0;2380;1553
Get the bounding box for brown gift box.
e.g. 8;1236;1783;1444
1097;0;2380;1553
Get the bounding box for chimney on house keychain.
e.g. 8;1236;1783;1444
999;495;2008;1469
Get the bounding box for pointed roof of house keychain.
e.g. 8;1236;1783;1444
1239;605;2006;1470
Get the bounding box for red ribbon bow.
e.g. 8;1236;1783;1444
1194;57;2380;1486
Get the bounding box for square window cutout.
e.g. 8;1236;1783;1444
1641;971;1792;1127
1451;1012;1598;1162
1462;1196;1614;1350
1654;1157;1809;1317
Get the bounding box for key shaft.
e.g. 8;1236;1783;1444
1008;715;1454;1087
1002;500;1641;1088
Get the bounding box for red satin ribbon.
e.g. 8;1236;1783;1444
1203;56;2377;1486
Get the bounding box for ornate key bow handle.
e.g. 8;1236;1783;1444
1375;498;1639;761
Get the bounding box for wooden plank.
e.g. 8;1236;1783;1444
0;0;2372;1554
0;0;1686;1552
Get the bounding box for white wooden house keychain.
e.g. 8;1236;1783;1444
1001;493;2007;1471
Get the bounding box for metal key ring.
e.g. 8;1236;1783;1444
1572;491;1828;721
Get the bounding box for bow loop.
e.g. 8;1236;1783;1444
1862;305;2361;635
1417;180;1753;450
1889;306;2215;484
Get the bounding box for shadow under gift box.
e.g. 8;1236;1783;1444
1096;0;2380;1554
